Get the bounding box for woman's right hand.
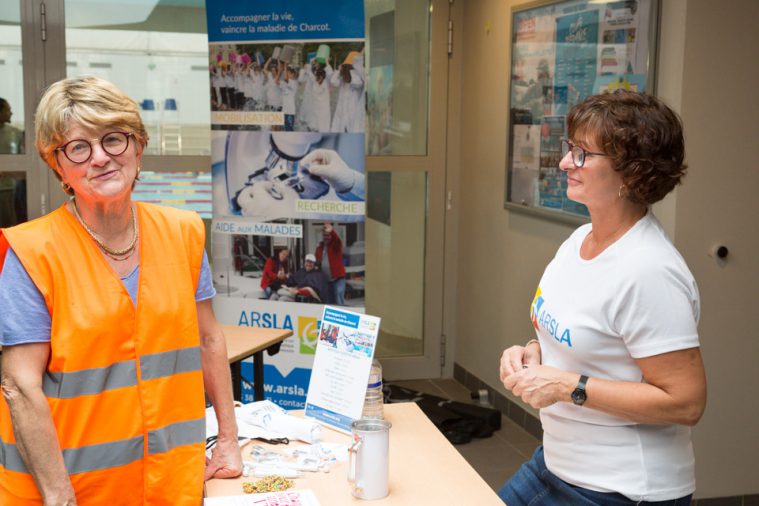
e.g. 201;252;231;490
499;342;541;383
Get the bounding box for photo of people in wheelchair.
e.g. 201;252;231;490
216;220;365;308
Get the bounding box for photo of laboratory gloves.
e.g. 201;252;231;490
301;148;358;194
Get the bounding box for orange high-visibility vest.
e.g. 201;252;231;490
0;203;207;505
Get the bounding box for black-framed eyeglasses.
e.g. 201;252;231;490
561;139;610;168
55;131;132;164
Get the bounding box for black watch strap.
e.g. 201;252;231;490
571;375;589;406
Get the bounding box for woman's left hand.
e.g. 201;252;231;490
502;365;577;409
204;436;243;481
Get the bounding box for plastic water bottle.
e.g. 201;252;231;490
362;359;384;419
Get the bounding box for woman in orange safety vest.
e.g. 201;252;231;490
0;76;242;505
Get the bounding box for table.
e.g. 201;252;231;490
222;325;293;402
206;402;504;505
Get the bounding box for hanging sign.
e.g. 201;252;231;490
205;0;367;409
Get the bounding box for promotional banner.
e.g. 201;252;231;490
206;0;366;409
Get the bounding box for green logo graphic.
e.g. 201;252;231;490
298;316;320;354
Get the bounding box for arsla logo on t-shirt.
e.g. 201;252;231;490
530;287;572;347
530;288;544;331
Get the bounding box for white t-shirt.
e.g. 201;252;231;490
265;75;282;109
280;79;298;115
533;211;700;501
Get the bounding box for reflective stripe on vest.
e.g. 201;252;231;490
140;347;202;381
1;416;205;474
1;436;144;475
41;346;202;398
43;359;138;398
0;438;27;473
147;417;205;455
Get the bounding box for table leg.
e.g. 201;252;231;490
253;350;265;401
230;360;241;401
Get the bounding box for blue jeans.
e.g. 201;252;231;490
329;277;346;305
498;446;692;506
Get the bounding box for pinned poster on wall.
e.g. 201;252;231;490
504;0;658;224
206;0;367;409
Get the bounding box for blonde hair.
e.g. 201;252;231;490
35;76;148;188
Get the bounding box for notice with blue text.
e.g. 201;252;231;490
304;306;380;433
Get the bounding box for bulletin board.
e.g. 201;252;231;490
504;0;659;224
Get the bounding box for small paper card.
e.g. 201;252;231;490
304;306;381;433
204;489;320;506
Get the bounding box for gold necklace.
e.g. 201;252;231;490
72;200;138;259
102;241;137;262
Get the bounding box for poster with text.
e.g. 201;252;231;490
207;0;366;409
509;124;541;206
506;0;655;219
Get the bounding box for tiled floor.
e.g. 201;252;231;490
389;378;541;493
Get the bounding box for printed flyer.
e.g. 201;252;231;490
204;489;320;506
206;0;366;409
304;306;381;433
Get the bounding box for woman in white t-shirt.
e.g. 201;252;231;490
498;90;706;506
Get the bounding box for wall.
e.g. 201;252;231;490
453;0;583;424
451;0;758;499
676;0;759;497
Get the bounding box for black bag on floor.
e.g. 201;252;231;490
437;399;501;433
384;384;501;445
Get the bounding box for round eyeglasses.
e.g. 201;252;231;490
56;131;133;164
561;139;611;168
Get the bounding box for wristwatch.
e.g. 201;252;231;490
571;375;589;406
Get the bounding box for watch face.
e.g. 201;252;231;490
572;388;587;405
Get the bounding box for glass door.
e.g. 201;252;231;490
0;0;39;226
364;0;449;379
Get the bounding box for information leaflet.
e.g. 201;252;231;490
304;306;380;433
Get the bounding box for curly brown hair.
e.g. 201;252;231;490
567;90;687;205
